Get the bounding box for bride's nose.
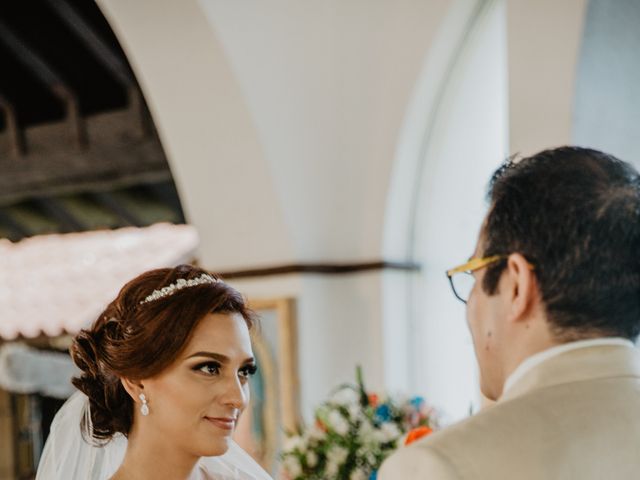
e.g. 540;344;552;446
220;373;248;409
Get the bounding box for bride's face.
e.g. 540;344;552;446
139;312;255;457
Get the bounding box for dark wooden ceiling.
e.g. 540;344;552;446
0;0;185;242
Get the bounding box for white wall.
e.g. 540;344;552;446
197;0;452;263
97;0;293;271
408;0;508;419
573;0;640;162
225;271;385;421
95;0;592;423
507;0;588;155
96;0;456;418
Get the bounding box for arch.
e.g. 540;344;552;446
383;0;508;418
96;0;293;270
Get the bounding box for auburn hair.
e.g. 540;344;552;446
71;264;255;441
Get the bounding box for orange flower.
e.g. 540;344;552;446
404;426;433;446
368;394;379;407
316;419;327;432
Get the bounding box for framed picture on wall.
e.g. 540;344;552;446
234;297;300;473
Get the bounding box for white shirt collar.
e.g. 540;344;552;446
502;337;636;396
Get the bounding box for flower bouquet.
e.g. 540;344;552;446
281;367;438;480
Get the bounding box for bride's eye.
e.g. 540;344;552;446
194;361;221;376
238;363;258;379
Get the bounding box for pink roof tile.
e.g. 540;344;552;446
1;223;199;340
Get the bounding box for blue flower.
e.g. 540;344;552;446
369;471;378;480
375;404;392;422
410;396;425;409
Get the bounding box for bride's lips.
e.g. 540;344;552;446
204;416;237;431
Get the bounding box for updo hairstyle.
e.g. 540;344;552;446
71;264;255;442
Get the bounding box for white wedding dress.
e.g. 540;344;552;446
36;392;273;480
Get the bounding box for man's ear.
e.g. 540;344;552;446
505;253;537;323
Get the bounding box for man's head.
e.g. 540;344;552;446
464;146;640;399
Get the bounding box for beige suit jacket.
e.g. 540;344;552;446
378;345;640;479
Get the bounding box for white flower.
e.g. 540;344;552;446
283;455;303;478
305;450;318;468
350;467;369;480
356;444;379;468
358;418;377;444
305;423;327;443
327;445;349;464
330;388;360;406
347;403;362;420
325;446;349;477
328;410;350;435
382;422;401;439
283;435;305;452
374;422;401;443
325;460;340;477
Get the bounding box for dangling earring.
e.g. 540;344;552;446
139;393;149;416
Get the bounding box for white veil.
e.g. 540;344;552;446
36;392;273;480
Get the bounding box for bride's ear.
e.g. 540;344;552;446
121;377;145;402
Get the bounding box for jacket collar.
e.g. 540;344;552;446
500;344;640;402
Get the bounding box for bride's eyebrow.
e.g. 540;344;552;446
186;352;256;365
187;352;229;363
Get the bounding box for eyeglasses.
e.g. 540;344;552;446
445;255;506;304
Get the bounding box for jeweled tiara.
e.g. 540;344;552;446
140;273;219;304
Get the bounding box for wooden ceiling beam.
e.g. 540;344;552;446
0;209;31;240
32;197;86;233
90;191;145;227
0;20;87;149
